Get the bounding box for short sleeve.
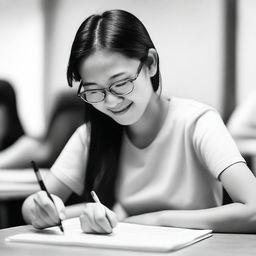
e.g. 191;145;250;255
193;110;246;179
51;124;89;195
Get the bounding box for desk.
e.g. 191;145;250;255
0;181;39;229
0;169;48;228
1;225;256;256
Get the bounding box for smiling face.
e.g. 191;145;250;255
78;49;154;126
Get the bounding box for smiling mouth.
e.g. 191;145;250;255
108;102;133;114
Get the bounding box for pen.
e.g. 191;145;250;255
31;160;64;233
91;190;101;204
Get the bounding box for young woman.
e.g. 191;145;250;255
22;9;256;234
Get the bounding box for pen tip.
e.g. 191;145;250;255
60;225;64;234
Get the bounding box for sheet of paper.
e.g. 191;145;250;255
6;217;212;252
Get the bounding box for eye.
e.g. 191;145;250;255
113;81;129;88
87;90;99;94
85;89;103;95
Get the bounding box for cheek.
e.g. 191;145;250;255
131;79;154;105
91;103;106;114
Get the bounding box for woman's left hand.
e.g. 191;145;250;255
79;202;118;234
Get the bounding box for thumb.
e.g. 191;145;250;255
52;195;66;220
104;207;118;228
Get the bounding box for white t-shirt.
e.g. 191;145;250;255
51;97;245;216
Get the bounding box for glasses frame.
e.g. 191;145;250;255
77;61;144;104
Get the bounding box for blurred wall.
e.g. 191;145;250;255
1;0;226;135
0;0;45;137
44;0;225;114
236;0;256;103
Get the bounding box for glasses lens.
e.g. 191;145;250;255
82;90;105;103
111;81;134;95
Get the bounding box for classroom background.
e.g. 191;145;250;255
2;0;256;136
1;0;256;227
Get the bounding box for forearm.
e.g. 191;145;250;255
126;203;256;233
161;203;256;233
65;203;86;218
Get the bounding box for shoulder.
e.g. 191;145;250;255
170;97;214;111
76;123;88;135
168;97;219;124
71;123;90;146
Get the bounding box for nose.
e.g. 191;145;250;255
104;91;123;107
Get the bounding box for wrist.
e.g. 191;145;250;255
157;210;168;226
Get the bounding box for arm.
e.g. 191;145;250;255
0;136;49;169
125;162;256;233
22;124;87;227
0;109;83;169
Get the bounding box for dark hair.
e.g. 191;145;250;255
0;80;24;150
67;9;161;208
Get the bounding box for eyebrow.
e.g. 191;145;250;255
82;71;128;86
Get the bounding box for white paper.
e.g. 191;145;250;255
6;217;212;252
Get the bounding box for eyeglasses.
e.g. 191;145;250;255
77;61;143;104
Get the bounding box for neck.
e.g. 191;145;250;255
125;93;169;148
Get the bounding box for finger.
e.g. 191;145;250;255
31;215;44;229
105;207;118;228
80;208;103;233
93;204;112;233
52;195;66;220
80;204;107;233
33;199;56;228
33;198;59;226
31;209;52;229
35;192;60;222
79;204;100;233
84;205;106;233
80;213;100;233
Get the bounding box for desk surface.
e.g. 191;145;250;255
1;225;256;256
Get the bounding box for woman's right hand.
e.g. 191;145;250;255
29;191;66;229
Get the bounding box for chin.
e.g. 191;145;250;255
112;116;137;126
111;111;144;126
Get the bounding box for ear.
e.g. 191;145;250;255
145;48;158;77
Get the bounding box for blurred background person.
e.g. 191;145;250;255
227;92;256;173
0;80;24;151
0;80;84;169
0;80;84;228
